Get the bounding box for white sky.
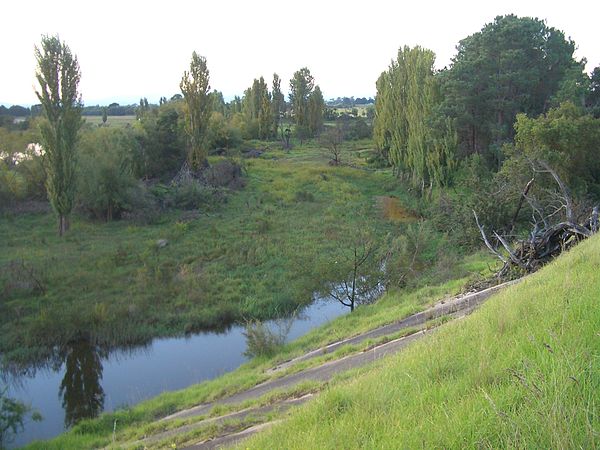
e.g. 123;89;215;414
1;0;599;106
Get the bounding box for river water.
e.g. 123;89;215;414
5;299;347;448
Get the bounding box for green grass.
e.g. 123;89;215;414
241;234;600;449
21;251;492;449
82;115;137;128
2;140;417;365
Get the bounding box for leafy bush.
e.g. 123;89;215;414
207;111;242;150
121;182;161;224
170;180;217;210
77;128;137;220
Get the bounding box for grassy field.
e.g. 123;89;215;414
242;234;600;449
1;139;436;367
82;115;137;128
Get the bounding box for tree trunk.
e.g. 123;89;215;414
58;214;70;236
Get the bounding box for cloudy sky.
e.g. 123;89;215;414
1;0;599;106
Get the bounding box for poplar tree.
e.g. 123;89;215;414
180;52;211;169
307;85;325;136
271;73;285;138
35;35;82;236
242;76;272;139
289;67;315;139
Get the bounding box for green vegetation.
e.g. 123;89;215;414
21;251;493;449
2;12;600;448
242;233;600;449
82;115;136;128
1;140;457;367
35;35;82;236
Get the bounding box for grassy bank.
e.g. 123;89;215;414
242;234;600;449
22;250;492;449
1;140;431;367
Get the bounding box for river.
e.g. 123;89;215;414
4;299;347;448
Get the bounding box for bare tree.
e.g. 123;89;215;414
320;122;344;165
475;160;598;278
322;230;384;312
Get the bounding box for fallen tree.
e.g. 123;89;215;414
474;160;599;278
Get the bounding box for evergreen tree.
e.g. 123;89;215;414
440;15;581;161
35;35;82;236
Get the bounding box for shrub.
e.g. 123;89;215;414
121;183;161;224
242;319;290;357
170;180;219;210
77;128;137;221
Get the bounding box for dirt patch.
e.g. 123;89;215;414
374;196;416;222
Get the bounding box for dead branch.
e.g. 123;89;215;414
475;161;598;278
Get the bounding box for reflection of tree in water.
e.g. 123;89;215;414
59;339;106;428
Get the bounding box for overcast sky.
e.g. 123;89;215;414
1;0;599;106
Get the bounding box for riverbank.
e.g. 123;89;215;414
1;140;420;368
21;250;495;449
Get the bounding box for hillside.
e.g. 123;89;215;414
242;235;600;448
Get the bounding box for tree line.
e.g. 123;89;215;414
0;35;329;233
374;15;600;191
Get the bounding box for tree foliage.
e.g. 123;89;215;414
180;52;211;169
440;15;581;164
289;67;315;140
35;35;82;235
1;387;41;447
271;73;286;138
513;102;600;194
242;76;273;140
307;85;325;137
373;46;455;188
78;127;137;221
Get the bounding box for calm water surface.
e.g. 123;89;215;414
6;299;347;448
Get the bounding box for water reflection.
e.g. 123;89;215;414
7;299;347;448
58;339;106;427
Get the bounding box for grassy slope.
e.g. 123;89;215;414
243;235;600;449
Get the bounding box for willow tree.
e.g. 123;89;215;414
180;52;211;169
374;45;455;188
35;35;82;236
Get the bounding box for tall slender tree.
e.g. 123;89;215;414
289;67;315;140
271;73;285;138
374;45;455;188
307;85;324;136
180;52;211;169
35;35;82;236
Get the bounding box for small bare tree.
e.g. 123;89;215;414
322;230;384;312
320;122;344;165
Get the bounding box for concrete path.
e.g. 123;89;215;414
146;279;520;449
